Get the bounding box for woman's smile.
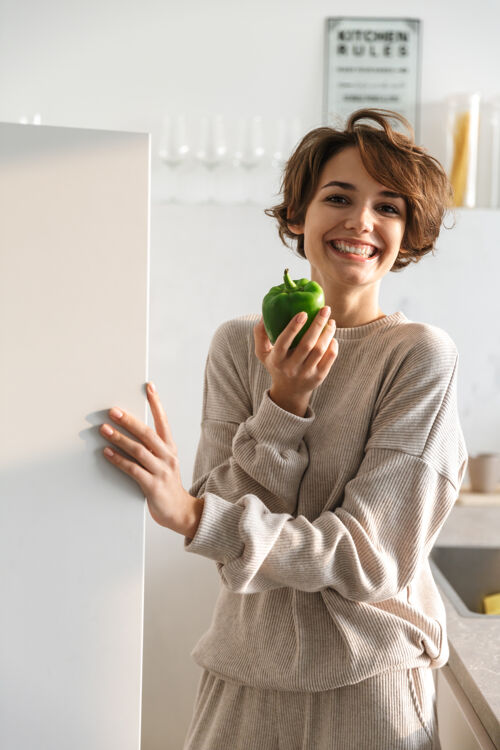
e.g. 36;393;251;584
327;238;380;261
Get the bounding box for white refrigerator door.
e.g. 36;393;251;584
0;123;150;750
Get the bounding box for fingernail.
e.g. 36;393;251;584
296;312;307;324
109;408;123;419
320;306;331;318
149;382;156;393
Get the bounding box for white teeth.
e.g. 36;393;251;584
331;241;376;258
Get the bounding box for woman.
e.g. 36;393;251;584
100;109;467;749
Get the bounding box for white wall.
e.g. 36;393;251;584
1;2;499;749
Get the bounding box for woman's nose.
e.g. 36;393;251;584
343;205;374;233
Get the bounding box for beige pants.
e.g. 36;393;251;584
183;666;440;750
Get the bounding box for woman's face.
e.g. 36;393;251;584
288;146;407;297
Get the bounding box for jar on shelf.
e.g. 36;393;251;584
445;92;481;208
477;96;500;209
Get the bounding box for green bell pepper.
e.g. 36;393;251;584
262;268;325;348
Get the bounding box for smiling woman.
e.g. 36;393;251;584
104;110;467;750
172;110;469;750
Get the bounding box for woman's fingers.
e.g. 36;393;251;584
100;419;160;473
256;307;332;362
315;338;339;381
102;443;154;497
302;317;336;370
254;318;273;361
285;307;331;364
255;307;338;390
146;382;176;451
272;311;309;357
106;398;168;459
309;321;338;374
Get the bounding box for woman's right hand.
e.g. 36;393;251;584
253;306;338;416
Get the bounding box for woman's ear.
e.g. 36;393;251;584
288;222;304;236
286;208;304;236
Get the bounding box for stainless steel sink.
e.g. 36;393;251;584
429;546;500;618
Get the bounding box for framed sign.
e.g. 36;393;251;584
324;17;421;138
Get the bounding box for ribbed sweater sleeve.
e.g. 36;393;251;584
188;319;314;515
185;322;468;600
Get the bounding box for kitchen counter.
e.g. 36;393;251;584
434;501;500;748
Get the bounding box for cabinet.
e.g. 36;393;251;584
437;666;497;749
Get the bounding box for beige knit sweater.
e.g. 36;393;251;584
184;311;468;692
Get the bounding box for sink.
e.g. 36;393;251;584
429;546;500;618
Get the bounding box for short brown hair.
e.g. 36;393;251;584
265;109;453;271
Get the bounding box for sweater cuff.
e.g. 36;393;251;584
243;389;315;449
184;491;245;562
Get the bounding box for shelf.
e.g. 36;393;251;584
457;487;500;507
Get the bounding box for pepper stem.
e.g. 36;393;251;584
283;268;297;291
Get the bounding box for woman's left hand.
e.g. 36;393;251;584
100;382;203;537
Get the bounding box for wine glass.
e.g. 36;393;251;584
18;113;42;125
195;114;227;202
271;116;302;169
234;115;265;169
233;116;266;203
158;114;190;202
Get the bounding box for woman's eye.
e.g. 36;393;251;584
324;196;402;215
326;194;348;205
379;204;399;215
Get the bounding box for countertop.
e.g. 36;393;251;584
434;497;500;748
